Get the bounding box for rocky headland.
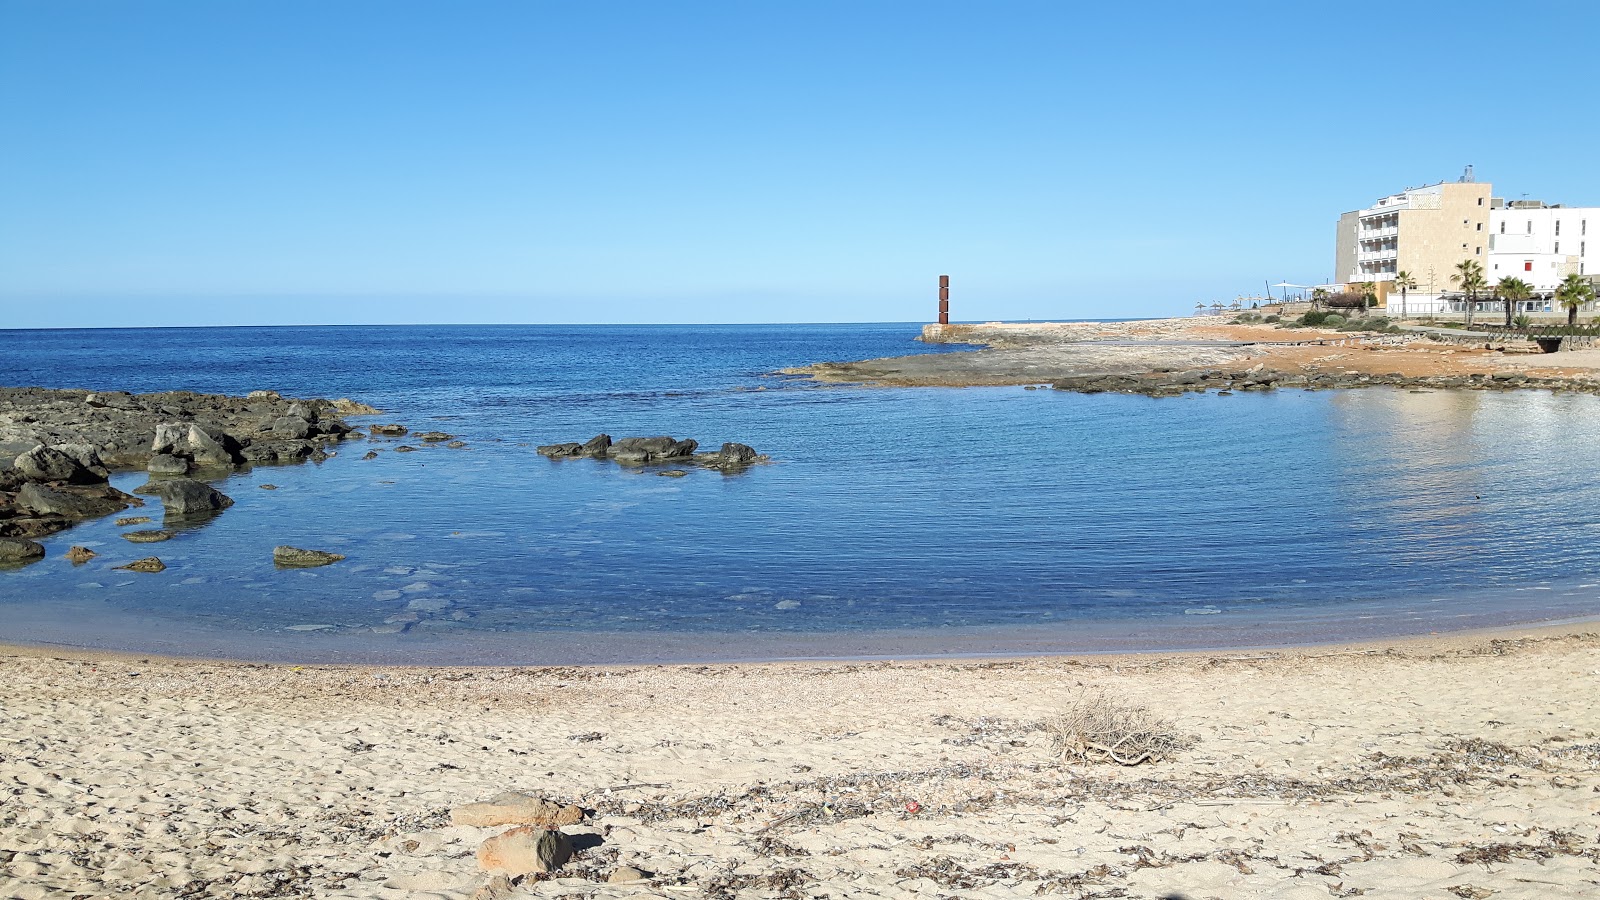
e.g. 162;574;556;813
788;317;1600;395
0;387;375;552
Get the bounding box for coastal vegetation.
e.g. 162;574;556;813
1495;276;1532;327
1556;272;1597;326
1452;259;1488;327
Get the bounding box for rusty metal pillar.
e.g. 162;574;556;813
938;275;950;325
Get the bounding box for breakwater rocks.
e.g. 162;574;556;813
537;434;768;470
0;387;372;544
1050;367;1600;397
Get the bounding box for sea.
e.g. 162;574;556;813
2;323;1599;664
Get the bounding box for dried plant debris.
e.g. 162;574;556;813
1048;690;1194;765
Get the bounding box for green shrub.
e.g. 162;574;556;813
1299;311;1329;327
1264;314;1281;323
1321;313;1346;326
1514;314;1532;329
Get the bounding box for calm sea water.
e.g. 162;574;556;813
2;323;1599;663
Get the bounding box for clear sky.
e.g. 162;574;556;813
2;0;1597;328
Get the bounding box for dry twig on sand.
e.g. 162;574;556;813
1048;690;1191;766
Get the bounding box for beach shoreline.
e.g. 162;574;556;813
5;624;1598;898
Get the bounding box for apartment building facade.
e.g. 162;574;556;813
1334;172;1598;314
1487;200;1593;290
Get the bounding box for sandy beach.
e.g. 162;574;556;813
5;626;1598;899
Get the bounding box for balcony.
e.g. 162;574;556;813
1358;249;1399;263
1359;225;1399;240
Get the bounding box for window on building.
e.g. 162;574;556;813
1528;220;1533;234
1476;247;1482;255
1583;242;1587;257
1479;197;1484;205
1477;223;1483;231
1500;221;1505;234
1525;261;1534;271
1556;220;1562;236
1556;242;1561;254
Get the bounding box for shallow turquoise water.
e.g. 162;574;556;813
2;324;1599;663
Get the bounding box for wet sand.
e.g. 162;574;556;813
5;624;1599;898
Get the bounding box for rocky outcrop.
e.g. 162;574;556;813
538;434;769;471
0;538;45;564
272;546;345;568
0;387;368;539
113;557;166;573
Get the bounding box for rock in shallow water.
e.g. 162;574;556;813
0;538;46;563
273;546;345;568
122;529;174;543
65;545;95;564
113;557;166;573
152;479;234;516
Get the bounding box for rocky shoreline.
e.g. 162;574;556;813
1048;365;1599;397
790;317;1600;394
0;387;374;553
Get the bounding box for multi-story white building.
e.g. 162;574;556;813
1487;200;1594;290
1334;172;1599;316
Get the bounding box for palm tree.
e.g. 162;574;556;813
1357;281;1378;314
1452;259;1487;326
1394;271;1416;320
1495;276;1532;328
1555;273;1597;326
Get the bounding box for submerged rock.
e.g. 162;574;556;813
273;546;346;568
115;516;152;527
369;423;408;437
123;529;174;543
114;557;166;573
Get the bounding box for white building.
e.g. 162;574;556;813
1335;174;1600;318
1487;200;1594;290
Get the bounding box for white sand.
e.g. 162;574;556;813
3;627;1599;898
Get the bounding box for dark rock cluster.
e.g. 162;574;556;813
0;387;370;550
536;434;766;470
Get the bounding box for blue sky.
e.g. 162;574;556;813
2;1;1597;327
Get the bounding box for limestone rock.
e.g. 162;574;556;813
0;538;46;563
16;483;125;519
718;442;760;466
476;826;572;876
608;866;649;883
369;424;408;437
152;423;239;469
114;557;166;573
416;431;455;443
123;530;174;543
154;479;234;516
332;398;381;415
65;546;95;564
451;793;584;828
115;516;153;526
362;451;379;460
14;445;103;484
273;546;345;568
146;454;190;475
